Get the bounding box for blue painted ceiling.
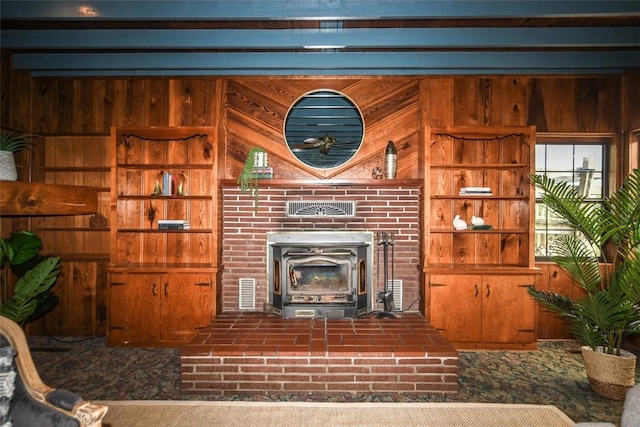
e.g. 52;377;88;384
1;0;639;77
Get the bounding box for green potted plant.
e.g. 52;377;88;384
237;147;266;211
527;168;640;400
0;231;61;326
0;129;34;181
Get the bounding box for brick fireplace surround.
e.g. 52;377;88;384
180;184;460;395
181;312;458;395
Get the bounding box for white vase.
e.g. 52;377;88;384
0;150;18;181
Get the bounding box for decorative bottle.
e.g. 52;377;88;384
385;140;397;179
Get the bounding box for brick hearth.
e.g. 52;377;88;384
180;312;458;396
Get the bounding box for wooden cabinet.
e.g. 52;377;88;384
422;126;539;349
108;272;212;346
429;274;536;349
107;126;221;347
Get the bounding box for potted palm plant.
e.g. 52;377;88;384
0;231;61;326
527;168;640;400
0;129;33;181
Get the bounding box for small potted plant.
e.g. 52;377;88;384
237;147;267;211
0;130;34;181
0;231;61;326
527;168;640;400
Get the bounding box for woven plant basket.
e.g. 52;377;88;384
581;346;637;400
0;150;17;181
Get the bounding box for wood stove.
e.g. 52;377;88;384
268;231;373;318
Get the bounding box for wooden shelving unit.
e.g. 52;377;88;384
422;125;540;350
107;126;221;347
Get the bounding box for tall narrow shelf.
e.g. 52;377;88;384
422;125;539;350
108;126;221;347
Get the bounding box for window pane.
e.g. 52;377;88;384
574;145;603;171
545;146;574;171
534;230;548;257
582;172;603;199
535;145;546;172
533;139;608;260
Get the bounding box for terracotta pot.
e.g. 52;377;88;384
581;346;637;400
0;150;17;181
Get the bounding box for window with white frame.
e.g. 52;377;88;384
534;136;610;258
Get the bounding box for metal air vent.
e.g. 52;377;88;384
390;279;403;311
286;201;356;217
239;278;256;310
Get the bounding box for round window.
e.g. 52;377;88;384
284;89;364;169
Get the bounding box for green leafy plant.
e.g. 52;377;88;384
527;168;640;356
0;129;34;152
0;231;61;325
237;147;265;211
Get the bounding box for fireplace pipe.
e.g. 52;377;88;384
376;232;397;319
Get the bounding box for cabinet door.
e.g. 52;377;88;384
481;275;536;344
429;275;482;343
108;273;161;344
160;273;212;341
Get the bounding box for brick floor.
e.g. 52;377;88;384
180;312;459;396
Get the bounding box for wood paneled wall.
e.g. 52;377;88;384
1;59;638;337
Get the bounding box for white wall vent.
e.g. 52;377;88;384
390;279;403;311
286;201;356;217
239;278;256;310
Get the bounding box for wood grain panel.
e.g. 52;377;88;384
224;78;420;180
597;75;621;133
57;80;75;133
0;182;98;216
146;79;169;127
122;80;147;126
543;79;576;131
428;78;453;127
501;77;528;126
7;69;32;132
575;78;598;133
74;80;95;133
453;77;478;125
526;78;547;131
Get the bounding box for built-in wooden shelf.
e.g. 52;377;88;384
0;181;99;216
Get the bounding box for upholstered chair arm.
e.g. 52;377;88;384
0;316;108;427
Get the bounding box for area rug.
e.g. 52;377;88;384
96;400;576;427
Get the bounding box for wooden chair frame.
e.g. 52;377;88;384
0;316;108;427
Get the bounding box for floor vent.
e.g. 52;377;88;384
239;278;256;310
390;279;403;311
286;201;356;217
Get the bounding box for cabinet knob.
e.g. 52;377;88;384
164;283;169;296
474;284;479;297
486;284;491;298
152;283;157;297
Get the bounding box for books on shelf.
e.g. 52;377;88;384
459;187;493;196
158;219;190;230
